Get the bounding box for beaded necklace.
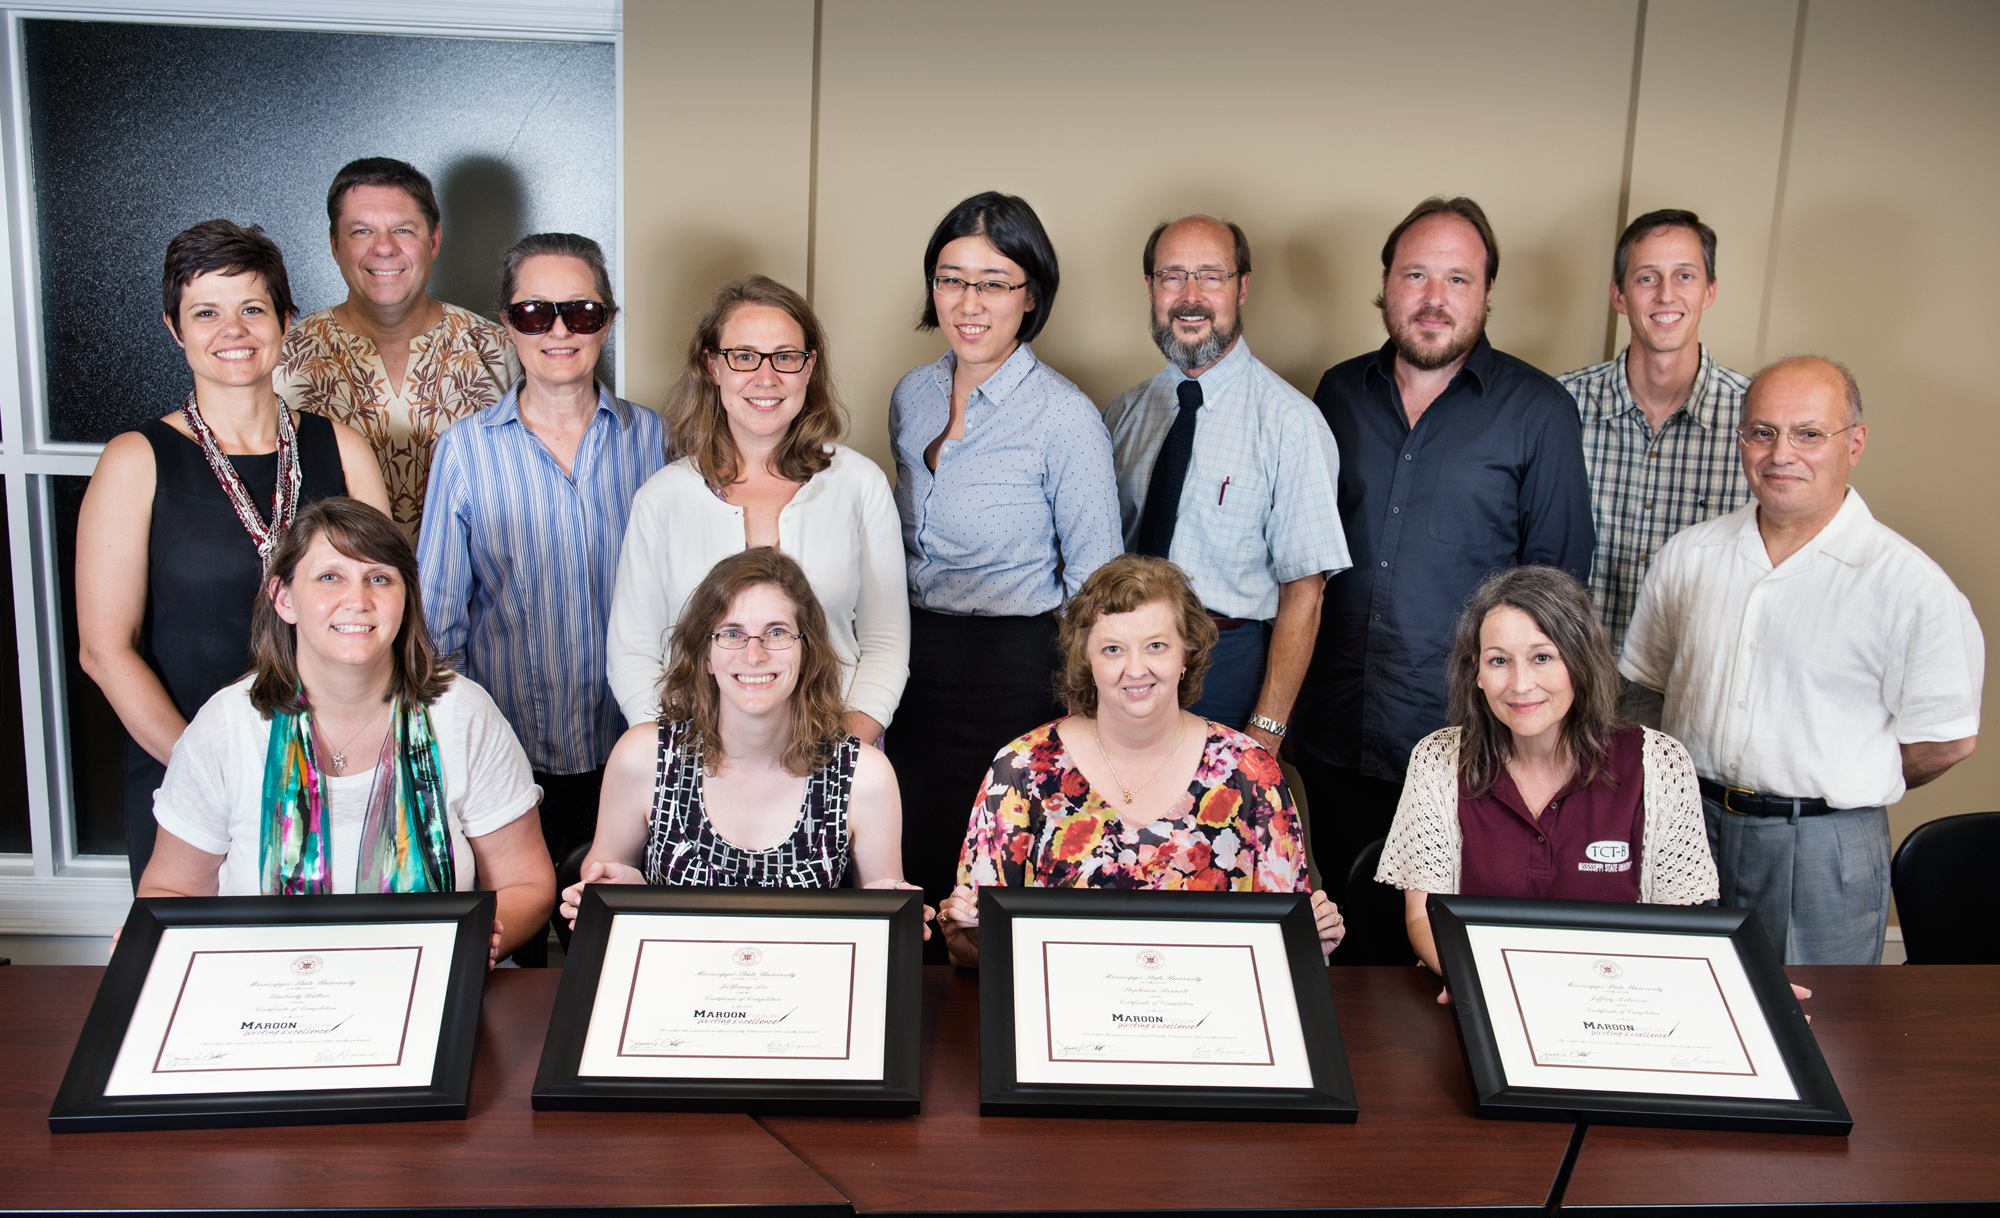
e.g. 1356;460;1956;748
178;391;300;569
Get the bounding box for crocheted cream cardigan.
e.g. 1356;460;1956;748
1374;726;1720;905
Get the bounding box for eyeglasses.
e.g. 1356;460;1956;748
709;348;813;374
505;299;609;335
1736;423;1856;451
1149;269;1240;292
711;626;801;650
930;275;1029;298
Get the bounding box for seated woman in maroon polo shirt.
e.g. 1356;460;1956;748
1375;565;1719;983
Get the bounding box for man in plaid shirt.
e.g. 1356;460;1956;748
1559;209;1751;715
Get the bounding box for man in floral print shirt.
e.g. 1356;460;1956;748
275;157;517;537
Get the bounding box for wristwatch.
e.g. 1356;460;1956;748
1247;713;1288;738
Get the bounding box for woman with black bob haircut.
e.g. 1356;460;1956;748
1374;566;1717;988
138;498;554;965
77;219;389;889
884;191;1122;950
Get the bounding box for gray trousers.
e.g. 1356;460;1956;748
1703;796;1891;965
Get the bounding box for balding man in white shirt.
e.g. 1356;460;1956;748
1621;356;1982;964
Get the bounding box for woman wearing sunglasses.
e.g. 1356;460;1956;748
417;233;665;944
884;192;1122;946
564;549;926;927
606;276;906;750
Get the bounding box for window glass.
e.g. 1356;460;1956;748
53;475;125;856
0;480;29;853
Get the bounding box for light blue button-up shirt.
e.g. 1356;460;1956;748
418;381;667;774
1102;339;1351;621
889;343;1122;616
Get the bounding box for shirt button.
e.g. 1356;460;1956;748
1403;453;1413;461
1737;700;1747;709
1643;502;1654;511
1748;640;1758;650
1391;506;1400;514
1373;613;1382;621
1639;552;1650;562
1537;835;1546;843
1379;560;1389;567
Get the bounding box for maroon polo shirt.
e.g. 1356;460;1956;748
1457;725;1646;902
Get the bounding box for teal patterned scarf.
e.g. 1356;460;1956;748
258;695;455;895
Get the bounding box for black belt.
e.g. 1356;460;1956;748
1206;610;1255;632
1699;779;1837;818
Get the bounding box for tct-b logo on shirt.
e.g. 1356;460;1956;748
1579;840;1632;873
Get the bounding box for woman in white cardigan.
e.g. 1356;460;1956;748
607;277;908;744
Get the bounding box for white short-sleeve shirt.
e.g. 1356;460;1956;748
1620;489;1984;809
153;673;542;895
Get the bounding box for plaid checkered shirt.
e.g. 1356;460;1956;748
1558;345;1752;652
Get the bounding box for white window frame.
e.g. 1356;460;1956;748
0;0;623;939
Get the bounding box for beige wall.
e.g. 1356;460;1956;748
624;0;2000;862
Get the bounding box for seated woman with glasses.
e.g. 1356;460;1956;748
606;276;905;752
137;499;555;965
936;556;1344;967
561;549;926;927
1375;566;1718;991
419;233;664;921
885;192;1122;942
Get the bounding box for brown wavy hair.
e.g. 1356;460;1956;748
248;498;450;718
1446;565;1623;799
659;548;850;776
665;276;846;490
1057;556;1219;717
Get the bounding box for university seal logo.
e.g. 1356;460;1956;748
1135;949;1165;969
290;955;324;976
1591;959;1624;980
731;947;764;966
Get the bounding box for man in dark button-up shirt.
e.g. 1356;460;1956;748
1292;197;1594;934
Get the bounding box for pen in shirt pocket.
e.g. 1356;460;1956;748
1218;476;1231;505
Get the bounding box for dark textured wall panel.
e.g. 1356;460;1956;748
24;19;615;444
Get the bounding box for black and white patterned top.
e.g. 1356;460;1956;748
642;720;857;887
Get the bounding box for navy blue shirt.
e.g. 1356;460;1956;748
1296;337;1594;781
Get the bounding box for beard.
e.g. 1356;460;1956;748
1383;301;1485;371
1150;301;1242;372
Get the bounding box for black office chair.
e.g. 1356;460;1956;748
1890;811;2000;964
552;842;594;951
1328;837;1418;966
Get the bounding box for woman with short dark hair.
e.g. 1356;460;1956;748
137;499;554;964
563;549;922;924
1376;565;1717;976
884;192;1123;938
936;555;1343;967
77;220;389;888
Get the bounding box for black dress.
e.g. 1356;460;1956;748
642;720;859;888
122;413;348;887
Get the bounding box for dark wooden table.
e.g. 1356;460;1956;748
757;964;1577;1213
0;967;850;1217
1559;964;2000;1213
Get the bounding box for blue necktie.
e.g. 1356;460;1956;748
1135;379;1203;558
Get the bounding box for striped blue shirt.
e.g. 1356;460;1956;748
418;382;667;774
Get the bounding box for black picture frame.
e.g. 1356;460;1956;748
977;887;1357;1122
532;886;924;1115
1428;894;1851;1135
49;892;495;1134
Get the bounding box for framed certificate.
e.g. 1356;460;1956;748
977;887;1356;1122
1429;895;1850;1134
49;892;494;1133
532;886;924;1115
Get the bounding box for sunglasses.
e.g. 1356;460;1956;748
505;299;609;335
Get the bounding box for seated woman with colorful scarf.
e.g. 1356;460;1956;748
137;498;556;964
560;548;926;931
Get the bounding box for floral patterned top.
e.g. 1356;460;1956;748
956;719;1308;892
274;303;518;536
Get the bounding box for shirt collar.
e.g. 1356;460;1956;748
1731;487;1874;569
481;379;627;430
1609;344;1725;430
1171;335;1254;398
932;341;1040;405
1362;333;1494;395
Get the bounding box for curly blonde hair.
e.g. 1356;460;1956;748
1057;555;1218;716
658;548;850;776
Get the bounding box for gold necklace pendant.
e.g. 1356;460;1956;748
1094;714;1189;806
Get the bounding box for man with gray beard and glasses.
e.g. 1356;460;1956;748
1292;197;1593;959
1103;215;1350;757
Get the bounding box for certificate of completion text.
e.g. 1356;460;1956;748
104;921;459;1096
578;913;889;1081
1011;917;1312;1089
1466;924;1798;1100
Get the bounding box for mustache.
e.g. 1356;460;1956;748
1165;302;1217;323
1413;305;1454;325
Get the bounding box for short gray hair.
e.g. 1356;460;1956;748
497;232;618;318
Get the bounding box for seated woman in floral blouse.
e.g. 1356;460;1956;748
936;555;1344;966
